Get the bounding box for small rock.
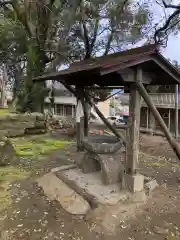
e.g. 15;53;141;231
145;179;159;195
17;224;23;228
144;176;152;183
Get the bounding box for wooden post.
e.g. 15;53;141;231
83;102;89;137
81;90;89;137
125;67;141;174
146;108;149;130
72;105;74;118
76;86;84;151
168;108;171;130
175;84;179;139
149;110;155;135
135;81;180;160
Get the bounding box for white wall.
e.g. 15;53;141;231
45;96;76;105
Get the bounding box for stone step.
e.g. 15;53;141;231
37;172;90;215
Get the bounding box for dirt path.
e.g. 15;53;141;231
1;134;180;239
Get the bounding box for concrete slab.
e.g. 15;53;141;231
37;172;90;215
55;167;147;206
123;173;144;193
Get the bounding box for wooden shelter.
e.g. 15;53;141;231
33;43;180;180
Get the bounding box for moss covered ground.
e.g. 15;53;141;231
0;134;71;211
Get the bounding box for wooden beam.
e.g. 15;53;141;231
125;67;142;174
146;108;149;130
81;95;89;137
168;108;171;130
84;93;127;144
67;83;126;144
117;68;152;84
135;80;180;160
151;56;180;83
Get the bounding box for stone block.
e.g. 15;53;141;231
80;152;124;185
123;173;144;193
145;179;159;196
80;152;101;173
100;155;124;185
0;136;18;166
37;172;90;215
7;129;25;137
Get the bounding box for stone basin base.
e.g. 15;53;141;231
54;165;147;207
52;164;150;235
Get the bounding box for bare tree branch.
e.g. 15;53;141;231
103;0;129;56
154;8;180;43
162;0;180;9
103;24;115;56
90;19;99;54
82;22;91;59
154;0;180;43
0;0;11;7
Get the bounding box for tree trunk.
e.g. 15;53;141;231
25;44;48;113
0;64;8;108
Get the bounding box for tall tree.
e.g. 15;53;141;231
0;0;70;112
65;0;151;59
0;0;152;112
61;0;151;100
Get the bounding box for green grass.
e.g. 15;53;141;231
11;136;71;159
0;108;11;116
0;166;30;183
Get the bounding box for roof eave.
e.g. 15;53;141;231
151;53;180;84
33;66;101;82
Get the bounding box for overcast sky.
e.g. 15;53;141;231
164;35;180;61
158;0;180;62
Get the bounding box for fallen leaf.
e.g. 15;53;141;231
166;232;176;240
